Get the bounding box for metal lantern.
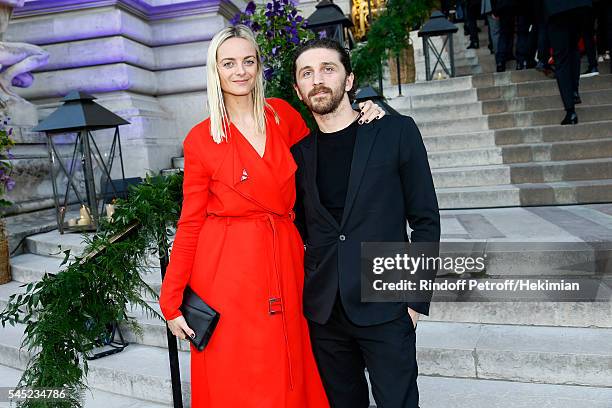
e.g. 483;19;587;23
353;86;400;115
307;0;354;48
418;10;458;81
32;91;129;234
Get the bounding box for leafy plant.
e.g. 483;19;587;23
0;173;184;407
232;0;316;128
0;117;16;207
352;0;434;89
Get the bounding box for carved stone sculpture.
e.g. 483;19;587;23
0;0;49;121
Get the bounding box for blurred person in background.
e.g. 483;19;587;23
492;0;516;71
466;0;483;48
482;0;501;55
580;5;599;77
543;0;593;125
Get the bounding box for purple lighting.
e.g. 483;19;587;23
14;0;225;20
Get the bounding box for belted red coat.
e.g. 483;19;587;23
159;98;329;407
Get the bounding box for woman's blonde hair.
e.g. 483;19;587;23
207;25;277;144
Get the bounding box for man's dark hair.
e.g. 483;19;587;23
292;38;356;102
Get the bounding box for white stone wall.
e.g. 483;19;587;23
4;0;239;214
8;3;232;163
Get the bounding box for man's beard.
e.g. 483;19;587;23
303;81;346;115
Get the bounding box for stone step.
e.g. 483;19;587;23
426;301;612;329
414;41;480;59
382;75;473;97
395;101;483;123
499;138;612;163
427;132;612;162
434;157;612;187
430;147;503;169
0;279;175;351
488;104;612;129
417;116;489;137
9;253;65;283
453;63;483;77
478;75;612;101
410;103;609;132
9;252;163;303
0;323;191;406
473;67;612;88
416;321;612;387
5;355;609;408
387;88;478;109
414;55;480;72
437;178;612;208
482;88;612;115
2;207;61;255
433;164;509;188
494;121;612;145
23;229;163;268
0;364;170;408
423;131;495;151
24;230;89;258
2;320;611;392
417;376;612;408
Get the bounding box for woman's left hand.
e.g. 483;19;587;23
357;100;386;124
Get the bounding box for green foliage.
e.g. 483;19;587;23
0;173;184;407
352;0;434;89
0;118;16;207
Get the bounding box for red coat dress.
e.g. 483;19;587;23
159;98;329;407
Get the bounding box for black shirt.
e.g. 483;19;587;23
316;119;358;224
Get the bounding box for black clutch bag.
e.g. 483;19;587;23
179;286;220;351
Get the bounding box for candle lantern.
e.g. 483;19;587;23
33;91;129;233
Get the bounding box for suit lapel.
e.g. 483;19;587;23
301;133;340;229
339;123;381;229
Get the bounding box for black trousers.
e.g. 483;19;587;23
548;7;591;112
496;14;515;65
308;299;419;408
515;15;535;65
583;8;598;68
595;1;612;55
466;3;481;44
537;22;550;63
608;4;612;73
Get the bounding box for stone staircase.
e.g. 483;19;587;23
1;206;611;407
2;19;612;408
385;66;612;209
395;21;612;210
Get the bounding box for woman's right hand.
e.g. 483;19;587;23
167;315;196;340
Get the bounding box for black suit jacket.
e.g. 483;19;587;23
543;0;592;19
291;115;441;326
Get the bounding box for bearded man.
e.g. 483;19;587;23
290;38;440;408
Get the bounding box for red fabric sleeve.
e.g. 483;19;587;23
268;98;310;146
159;128;210;321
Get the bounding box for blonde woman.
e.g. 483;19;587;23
159;25;383;407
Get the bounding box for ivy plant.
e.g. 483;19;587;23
0;173;183;407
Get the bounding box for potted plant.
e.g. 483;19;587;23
352;0;434;89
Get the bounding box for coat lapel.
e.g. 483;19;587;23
211;129;289;215
301;134;340;229
339;123;381;229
